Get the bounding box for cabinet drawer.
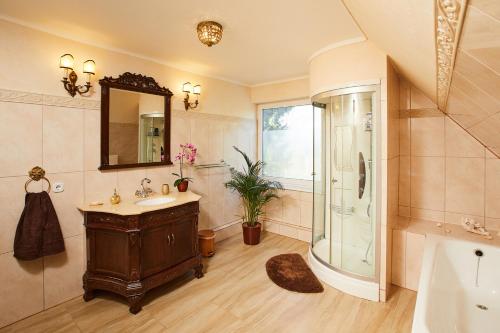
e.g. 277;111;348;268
141;202;199;228
86;213;137;231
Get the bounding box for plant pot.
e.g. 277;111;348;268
177;180;189;192
242;222;261;245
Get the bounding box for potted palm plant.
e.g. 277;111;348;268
224;146;283;245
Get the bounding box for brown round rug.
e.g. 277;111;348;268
266;253;323;293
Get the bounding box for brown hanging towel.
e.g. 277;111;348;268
14;191;65;260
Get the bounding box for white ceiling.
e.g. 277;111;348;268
0;0;363;86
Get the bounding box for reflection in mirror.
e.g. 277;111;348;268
109;89;165;165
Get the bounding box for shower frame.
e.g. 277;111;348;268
309;84;382;300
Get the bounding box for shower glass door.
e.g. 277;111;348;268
312;85;378;281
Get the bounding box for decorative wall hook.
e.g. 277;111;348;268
182;82;201;111
59;54;96;97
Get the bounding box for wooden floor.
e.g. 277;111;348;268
0;232;417;333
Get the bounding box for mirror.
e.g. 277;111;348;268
99;72;173;170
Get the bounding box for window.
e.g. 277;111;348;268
258;100;318;191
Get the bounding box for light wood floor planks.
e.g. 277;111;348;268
0;232;417;333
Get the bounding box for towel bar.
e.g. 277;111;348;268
25;166;51;193
194;160;229;169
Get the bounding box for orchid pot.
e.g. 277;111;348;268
172;143;197;192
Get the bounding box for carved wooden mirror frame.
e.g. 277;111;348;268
98;72;173;170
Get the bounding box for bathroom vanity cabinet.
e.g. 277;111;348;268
82;201;203;314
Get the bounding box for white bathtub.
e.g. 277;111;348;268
412;235;500;333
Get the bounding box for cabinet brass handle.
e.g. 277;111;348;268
167;234;171;245
171;233;175;245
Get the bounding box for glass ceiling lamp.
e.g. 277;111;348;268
197;21;223;47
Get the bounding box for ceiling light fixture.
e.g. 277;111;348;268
197;21;223;47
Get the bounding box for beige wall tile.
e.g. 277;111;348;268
399;116;411;156
486;217;500;231
84;170;117;203
410;112;445;157
399;206;410;217
43;234;84;308
0;102;42;177
0;253;44;328
300;200;313;228
410;86;436;109
171;116;191;158
445;117;485;158
116;168;147;197
297;230;312;243
410;156;445;211
405;232;425;291
391;229;405;287
198;202;210;230
84;109;100;171
264;220;280;234
208;120;224;162
43;106;84;173
399;156;410;206
0;177;42;254
145;165;176;193
410;207;445;223
388;157;400;220
190;118;210;165
399;79;411;111
208;201;224;229
485;158;500;218
282;194;300;226
445;157;485;216
445;211;485;226
264;196;283;220
47;172;84;239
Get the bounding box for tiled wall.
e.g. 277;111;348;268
263;190;313;243
0;92;255;328
393;80;500;291
398;81;500;229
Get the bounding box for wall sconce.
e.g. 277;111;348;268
59;54;96;97
182;82;201;111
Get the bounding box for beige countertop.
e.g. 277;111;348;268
78;191;201;216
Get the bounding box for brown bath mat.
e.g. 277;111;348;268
266;253;323;293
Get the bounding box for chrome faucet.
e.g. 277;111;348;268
135;178;153;198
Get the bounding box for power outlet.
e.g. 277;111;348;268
53;182;64;193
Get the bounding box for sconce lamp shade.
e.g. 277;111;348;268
193;85;201;95
83;60;96;75
183;82;193;93
59;54;74;70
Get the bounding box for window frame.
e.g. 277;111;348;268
257;98;313;192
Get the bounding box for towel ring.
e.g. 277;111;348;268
24;166;51;193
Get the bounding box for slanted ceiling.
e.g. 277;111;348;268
446;1;500;157
342;0;437;102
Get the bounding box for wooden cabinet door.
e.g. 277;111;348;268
170;215;197;265
140;224;172;278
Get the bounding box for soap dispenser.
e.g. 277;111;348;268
110;188;121;205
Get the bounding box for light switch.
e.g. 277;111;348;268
53;182;64;193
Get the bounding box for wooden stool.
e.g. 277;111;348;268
198;229;216;257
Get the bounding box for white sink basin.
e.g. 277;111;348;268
135;197;176;206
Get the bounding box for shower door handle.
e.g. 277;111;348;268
359;152;366;199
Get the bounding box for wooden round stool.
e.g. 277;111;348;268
198;229;216;257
